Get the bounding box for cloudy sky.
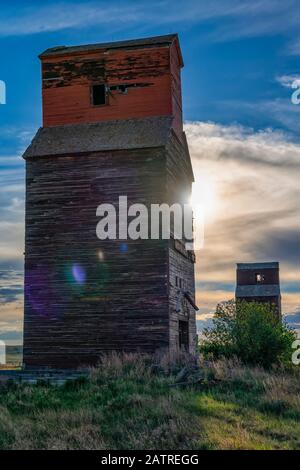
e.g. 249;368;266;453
0;0;300;343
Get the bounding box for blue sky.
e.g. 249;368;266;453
1;0;300;137
0;0;300;343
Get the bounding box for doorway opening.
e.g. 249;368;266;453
179;320;189;351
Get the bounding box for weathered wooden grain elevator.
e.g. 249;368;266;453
22;34;197;368
236;262;281;317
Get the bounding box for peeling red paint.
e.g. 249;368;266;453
41;44;183;136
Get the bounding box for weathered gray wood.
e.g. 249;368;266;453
23;134;196;368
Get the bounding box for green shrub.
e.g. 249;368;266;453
200;300;296;368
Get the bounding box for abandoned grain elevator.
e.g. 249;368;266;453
23;34;197;368
236;262;282;317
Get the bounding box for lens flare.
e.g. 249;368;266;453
72;264;86;284
120;243;128;253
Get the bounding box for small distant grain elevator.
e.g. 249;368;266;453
22;34;197;368
235;262;281;317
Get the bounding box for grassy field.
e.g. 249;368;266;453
0;354;299;450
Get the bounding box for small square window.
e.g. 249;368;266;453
118;85;127;94
91;84;106;106
255;273;265;283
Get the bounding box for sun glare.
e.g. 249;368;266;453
191;176;217;221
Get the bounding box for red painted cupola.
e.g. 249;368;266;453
40;34;184;136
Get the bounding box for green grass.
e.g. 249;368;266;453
0;354;299;450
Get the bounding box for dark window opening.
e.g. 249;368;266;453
255;273;265;283
108;82;151;94
179;320;189;351
176;277;184;289
109;84;128;94
92;84;106;106
118;84;127;94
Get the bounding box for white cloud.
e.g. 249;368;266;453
0;0;298;50
0;2;142;37
0;221;24;260
185;121;300;167
0;268;23;345
0;155;23;166
185;121;300;319
219;98;300;135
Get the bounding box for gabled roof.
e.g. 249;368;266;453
23;116;176;159
39;34;183;65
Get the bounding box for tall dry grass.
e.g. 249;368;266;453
0;353;299;450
